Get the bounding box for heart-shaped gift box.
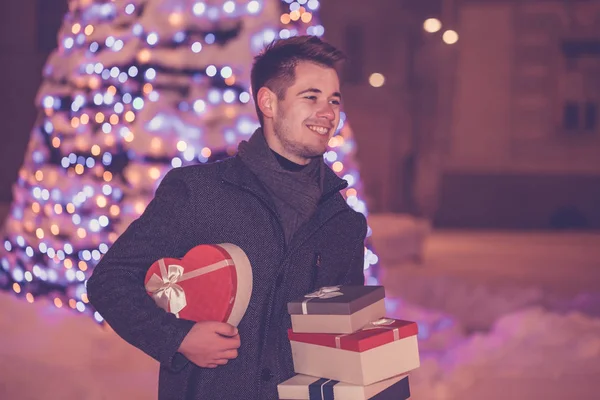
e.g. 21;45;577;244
144;243;252;326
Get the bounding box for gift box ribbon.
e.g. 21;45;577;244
301;285;343;314
308;378;339;400
145;258;234;317
334;317;400;349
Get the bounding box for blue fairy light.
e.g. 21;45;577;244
125;4;135;14
114;102;124;113
113;39;124;51
61;157;70;168
99;216;109;227
64;37;74;49
128;66;138;77
12;268;24;282
102;123;111;133
118;72;128;83
207;7;219;20
174;31;186;43
94;93;103;105
147;33;158;46
72;214;81;225
4;241;12;251
99;243;108;253
94;63;104;74
39;243;48;253
206;65;217;77
90;42;99;52
149;91;159;101
76;34;85;45
43;96;54;108
46;248;56;259
123;93;132;103
205;33;215;44
220;66;233;79
193;100;206;113
110;67;120;78
223;90;235;103
44;121;53;133
105;36;115;47
102;152;112;166
193;2;206;16
239;92;250;103
16;236;25;247
247;0;261;13
223;1;235;13
132;24;143;36
171;157;182;168
94;312;104;323
66;269;76;282
33;151;44;163
145;68;156;80
64;244;73;254
279;29;291;39
208;90;220;104
133;97;144;110
307;0;320;10
191;42;202;53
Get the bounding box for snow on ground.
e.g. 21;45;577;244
1;213;600;399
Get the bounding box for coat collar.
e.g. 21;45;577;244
220;155;351;251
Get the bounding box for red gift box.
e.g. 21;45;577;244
288;318;420;385
144;243;252;326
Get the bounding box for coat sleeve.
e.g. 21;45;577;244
86;168;195;372
340;213;368;286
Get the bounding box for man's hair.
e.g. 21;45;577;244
250;35;346;125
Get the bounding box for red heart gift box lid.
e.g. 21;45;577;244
288;318;418;352
144;243;252;326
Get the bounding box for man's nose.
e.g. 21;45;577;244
316;104;335;120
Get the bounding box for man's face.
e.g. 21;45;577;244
270;61;341;165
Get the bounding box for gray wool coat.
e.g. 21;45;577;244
86;155;367;400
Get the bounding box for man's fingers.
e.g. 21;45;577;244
213;359;229;365
206;364;218;368
219;349;238;360
212;322;238;337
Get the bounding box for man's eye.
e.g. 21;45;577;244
304;96;317;100
330;100;341;105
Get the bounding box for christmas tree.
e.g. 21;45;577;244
0;0;378;322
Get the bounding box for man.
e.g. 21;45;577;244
87;35;367;400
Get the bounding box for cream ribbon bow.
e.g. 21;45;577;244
334;318;400;349
145;258;233;317
301;286;344;314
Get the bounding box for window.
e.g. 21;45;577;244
562;101;598;133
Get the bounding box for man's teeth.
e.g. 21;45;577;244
307;125;329;135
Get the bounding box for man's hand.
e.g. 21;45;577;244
178;321;241;368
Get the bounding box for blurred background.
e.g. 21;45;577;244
1;0;599;399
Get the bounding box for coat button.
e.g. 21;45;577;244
261;367;273;382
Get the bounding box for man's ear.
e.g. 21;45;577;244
257;87;276;119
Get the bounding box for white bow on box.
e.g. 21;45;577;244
301;285;344;315
334;318;400;349
145;258;233;317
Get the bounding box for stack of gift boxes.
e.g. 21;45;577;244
277;285;420;400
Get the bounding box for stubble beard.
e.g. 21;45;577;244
273;113;325;161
